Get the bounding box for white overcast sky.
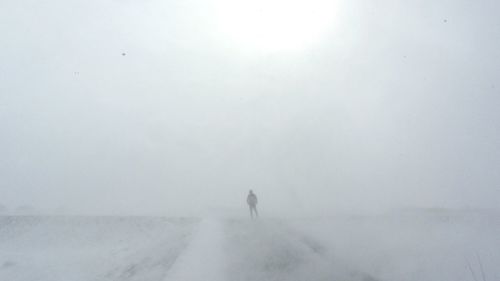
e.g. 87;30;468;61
1;0;499;215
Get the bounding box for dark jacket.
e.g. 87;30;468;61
247;193;258;206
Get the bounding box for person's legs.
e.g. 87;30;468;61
249;205;254;219
250;205;258;219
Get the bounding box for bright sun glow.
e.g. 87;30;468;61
212;0;338;53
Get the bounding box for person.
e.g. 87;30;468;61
247;190;258;219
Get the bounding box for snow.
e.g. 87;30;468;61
289;211;500;281
0;211;499;281
0;216;197;281
223;219;378;281
164;219;227;281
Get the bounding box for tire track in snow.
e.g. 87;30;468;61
163;219;226;281
223;219;380;281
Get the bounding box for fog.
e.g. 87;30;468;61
1;0;499;216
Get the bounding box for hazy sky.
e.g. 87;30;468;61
1;0;499;215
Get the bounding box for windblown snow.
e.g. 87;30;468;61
0;211;499;281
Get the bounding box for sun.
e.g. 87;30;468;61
212;0;338;53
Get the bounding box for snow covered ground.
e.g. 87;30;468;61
0;216;197;281
0;211;499;281
289;210;500;281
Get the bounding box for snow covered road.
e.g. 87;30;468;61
223;219;378;281
163;218;377;281
3;213;498;281
0;216;378;281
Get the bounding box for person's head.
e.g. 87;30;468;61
249;189;253;194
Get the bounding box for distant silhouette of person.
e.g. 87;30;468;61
247;190;258;219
